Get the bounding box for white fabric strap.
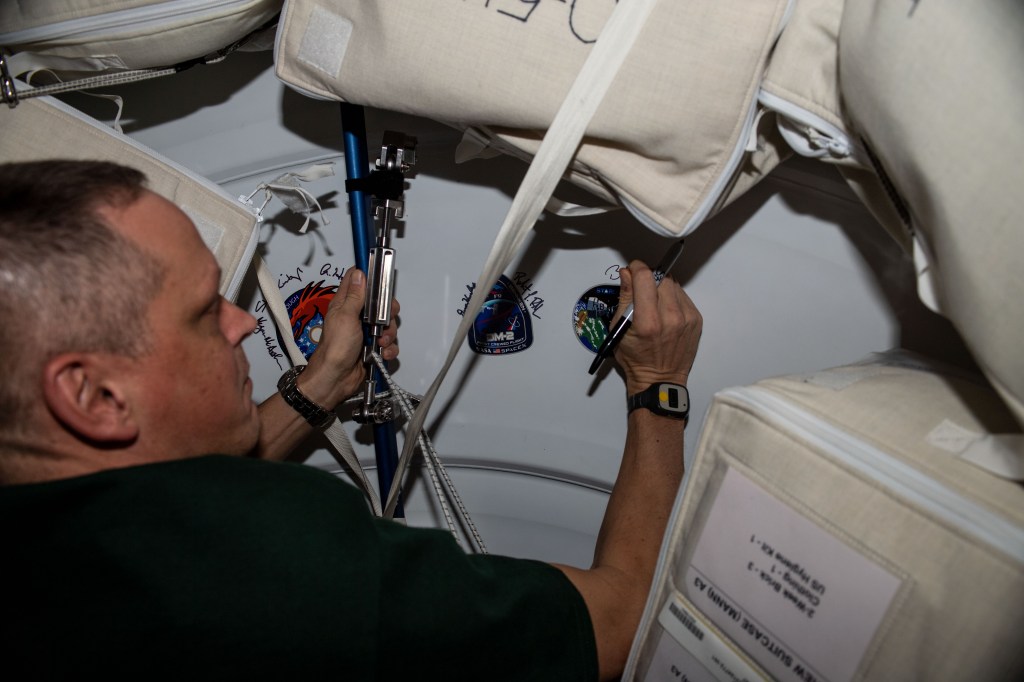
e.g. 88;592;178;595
456;125;618;218
386;0;661;516
255;255;382;515
544;196;619;218
240;163;336;233
256;256;307;367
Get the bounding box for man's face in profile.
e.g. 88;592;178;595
99;191;260;459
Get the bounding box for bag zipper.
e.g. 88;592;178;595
621;0;796;237
757;88;858;160
724;386;1024;563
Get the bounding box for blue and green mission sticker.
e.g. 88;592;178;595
573;285;620;353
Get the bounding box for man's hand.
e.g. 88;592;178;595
613;260;701;395
297;267;400;410
254;267;399;461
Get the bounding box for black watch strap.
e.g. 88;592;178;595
627;382;689;420
277;366;335;430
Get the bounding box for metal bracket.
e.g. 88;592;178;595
353;131;418;424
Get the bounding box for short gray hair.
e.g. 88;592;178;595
0;160;166;430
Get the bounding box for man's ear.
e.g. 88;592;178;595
42;353;139;444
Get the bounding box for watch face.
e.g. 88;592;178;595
658;385;688;414
629;383;689;419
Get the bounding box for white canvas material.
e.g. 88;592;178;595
0;0;282;78
623;351;1024;681
836;1;1024;427
274;0;793;238
0;95;259;299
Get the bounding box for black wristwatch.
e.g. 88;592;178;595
627;382;689;420
277;366;335;429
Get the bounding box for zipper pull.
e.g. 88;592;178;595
806;127;851;158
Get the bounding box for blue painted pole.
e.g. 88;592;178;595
340;102;403;517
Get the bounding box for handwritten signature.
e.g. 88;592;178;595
252;311;284;371
456;271;545;318
476;0;613;45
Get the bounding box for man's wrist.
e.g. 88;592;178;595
627;382;689;421
278;366;336;429
625;375;688;397
296;357;361;410
295;365;338;409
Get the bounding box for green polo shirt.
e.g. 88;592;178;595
1;455;597;680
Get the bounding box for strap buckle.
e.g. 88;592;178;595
1;53;19;109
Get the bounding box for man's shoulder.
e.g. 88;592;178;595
0;454;370;526
141;454;369;510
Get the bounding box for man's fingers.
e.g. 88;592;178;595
380;341;399;361
329;267;366;316
610;263;635;327
625;260;662;334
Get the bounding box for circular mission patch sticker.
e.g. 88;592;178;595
572;284;620;353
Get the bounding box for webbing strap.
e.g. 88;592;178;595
385;0;661;516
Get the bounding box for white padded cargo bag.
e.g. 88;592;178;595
275;0;793;237
837;1;1024;428
623;351;1024;682
0;0;282;78
0;96;259;299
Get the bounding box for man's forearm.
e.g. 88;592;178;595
253;393;317;461
557;408;685;679
595;410;685;578
252;366;356;461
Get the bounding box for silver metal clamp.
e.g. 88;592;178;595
351;131;417;424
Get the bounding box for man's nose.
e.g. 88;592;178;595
223;297;258;343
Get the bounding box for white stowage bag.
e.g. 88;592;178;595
624;351;1024;682
0;0;282;76
0;96;259;300
837;0;1024;427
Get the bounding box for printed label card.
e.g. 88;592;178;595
684;468;902;682
643;598;767;682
